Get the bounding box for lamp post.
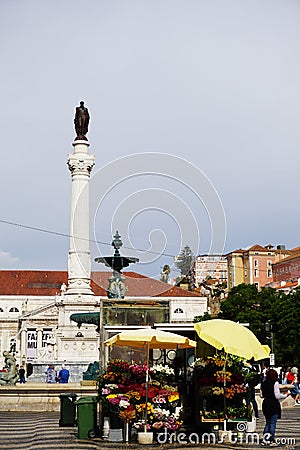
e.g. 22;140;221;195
265;321;275;366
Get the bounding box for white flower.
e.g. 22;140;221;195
119;400;130;409
106;383;119;389
192;358;206;368
154;407;170;417
174;406;182;419
152;364;174;375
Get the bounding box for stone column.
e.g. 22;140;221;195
20;328;27;359
66;140;95;295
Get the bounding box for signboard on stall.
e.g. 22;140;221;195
26;329;37;361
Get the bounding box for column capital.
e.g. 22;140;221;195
67;153;95;176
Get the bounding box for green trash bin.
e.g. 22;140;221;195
75;396;99;439
59;393;77;427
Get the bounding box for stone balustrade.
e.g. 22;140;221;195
0;381;97;412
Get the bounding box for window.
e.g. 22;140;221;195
267;269;272;278
174;308;184;314
9;307;19;312
0;308;3;312
254;269;258;277
267;260;272;268
254;282;259;289
254;259;258;267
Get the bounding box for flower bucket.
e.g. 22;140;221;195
137;432;153;445
102;416;110;439
247;418;256;433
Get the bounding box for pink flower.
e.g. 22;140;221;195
152;395;166;403
108;397;120;405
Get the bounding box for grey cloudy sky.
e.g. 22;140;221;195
1;0;300;279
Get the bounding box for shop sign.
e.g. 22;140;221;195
26;329;37;360
42;329;52;348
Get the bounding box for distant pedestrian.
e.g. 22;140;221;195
260;368;290;446
282;366;290;384
19;365;26;383
286;367;300;404
58;366;70;383
246;365;261;419
45;365;57;384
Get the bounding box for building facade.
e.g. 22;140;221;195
226;244;293;290
272;249;300;284
194;254;227;285
0;270;207;381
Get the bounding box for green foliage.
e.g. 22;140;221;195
212;282;227;299
217;284;300;367
194;312;213;323
175;245;195;276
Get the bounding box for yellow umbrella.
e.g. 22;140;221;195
194;319;270;361
194;320;269;429
104;328;196;431
104;327;196;350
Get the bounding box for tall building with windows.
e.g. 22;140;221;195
272;248;300;283
194;254;227;285
226;244;292;290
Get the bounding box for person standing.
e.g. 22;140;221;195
45;365;57;384
58;366;70;383
19;365;26;383
246;365;261;419
260;368;290;446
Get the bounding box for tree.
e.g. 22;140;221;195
217;284;300;367
218;283;261;334
272;289;300;366
175;245;195;277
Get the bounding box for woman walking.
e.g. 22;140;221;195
260;368;290;446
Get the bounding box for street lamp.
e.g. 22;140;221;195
265;321;275;366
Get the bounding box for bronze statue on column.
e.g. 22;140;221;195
74;101;90;140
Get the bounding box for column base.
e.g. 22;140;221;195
66;278;94;296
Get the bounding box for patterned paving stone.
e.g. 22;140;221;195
0;407;299;449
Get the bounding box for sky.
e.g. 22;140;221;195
1;0;300;280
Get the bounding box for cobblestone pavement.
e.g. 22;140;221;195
0;407;299;450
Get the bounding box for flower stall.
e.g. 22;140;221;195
98;359;183;443
193;353;252;428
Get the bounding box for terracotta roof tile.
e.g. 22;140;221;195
0;271;202;298
273;250;300;266
276;281;299;290
226;244;296;256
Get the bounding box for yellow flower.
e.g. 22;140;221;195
106;394;118;399
119;409;136;423
168;393;180;403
